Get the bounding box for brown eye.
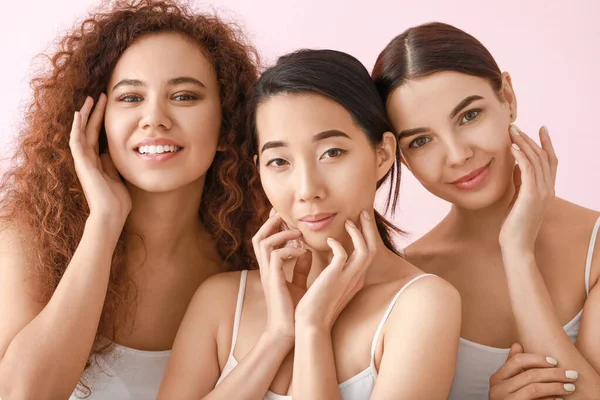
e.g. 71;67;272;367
460;109;481;125
409;136;432;149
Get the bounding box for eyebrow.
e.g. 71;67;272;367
397;95;484;140
112;76;206;91
449;95;484;119
260;129;351;155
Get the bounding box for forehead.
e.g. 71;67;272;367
256;93;362;143
387;71;496;127
108;32;216;87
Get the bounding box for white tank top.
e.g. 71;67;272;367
215;270;436;400
69;343;171;399
426;216;599;400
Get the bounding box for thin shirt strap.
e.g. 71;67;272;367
585;216;600;295
369;273;436;365
229;270;248;357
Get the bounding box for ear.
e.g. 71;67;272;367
376;131;398;181
500;72;518;122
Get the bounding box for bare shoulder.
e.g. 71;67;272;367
192;270;248;307
385;273;461;336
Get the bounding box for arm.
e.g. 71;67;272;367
0;217;122;400
502;250;600;398
500;125;600;398
369;277;461;400
157;272;294;400
0;95;130;400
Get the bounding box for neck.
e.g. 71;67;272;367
446;179;517;245
302;227;395;287
122;176;220;272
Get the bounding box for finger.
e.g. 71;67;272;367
69;112;84;159
252;214;285;254
326;237;348;270
100;152;121;182
344;218;368;269
510;145;535;198
510;127;545;192
508;343;524;359
79;96;94;132
493;353;559;381
539;126;558;187
86;93;107;151
270;247;306;283
510;381;576;400
259;229;301;275
506;367;578;394
291;249;312;289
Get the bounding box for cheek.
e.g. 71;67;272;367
186;101;222;144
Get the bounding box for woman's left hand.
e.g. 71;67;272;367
294;210;378;332
499;125;558;253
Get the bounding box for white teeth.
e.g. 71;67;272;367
136;145;181;155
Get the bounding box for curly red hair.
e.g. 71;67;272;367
0;0;268;395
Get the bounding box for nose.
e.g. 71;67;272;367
138;97;173;130
296;162;326;203
444;135;473;167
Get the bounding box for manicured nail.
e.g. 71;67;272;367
566;370;578;379
546;356;558;365
510;126;521;136
543;125;550;136
511;143;521;151
346;219;356;228
269;208;276;217
556;398;564;400
361;210;371;221
564;383;576;392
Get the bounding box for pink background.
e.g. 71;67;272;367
1;0;598;246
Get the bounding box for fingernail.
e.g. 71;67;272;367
543;125;550;136
556;398;564;400
546;356;558;365
346;219;356;228
564;383;576;392
510;126;520;136
511;143;521;151
566;370;578;379
269;208;276;217
361;210;371;221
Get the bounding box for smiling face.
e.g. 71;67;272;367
104;31;222;193
256;93;395;251
386;71;517;210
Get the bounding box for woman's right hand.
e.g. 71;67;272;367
69;95;131;225
251;210;312;343
489;343;578;400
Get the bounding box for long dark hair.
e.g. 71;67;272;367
248;49;402;254
372;22;503;104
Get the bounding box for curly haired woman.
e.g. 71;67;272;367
0;1;267;398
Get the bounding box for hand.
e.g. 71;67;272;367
499;125;558;253
252;210;312;342
69;95;131;225
295;210;377;331
489;343;578;400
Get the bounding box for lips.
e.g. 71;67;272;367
450;161;492;190
298;213;336;231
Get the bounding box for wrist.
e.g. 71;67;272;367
295;321;331;338
262;330;295;351
86;214;124;243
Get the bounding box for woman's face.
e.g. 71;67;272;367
386;71;517;210
104;32;222;193
256;93;395;251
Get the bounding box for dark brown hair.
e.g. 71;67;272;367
372;22;503;104
248;49;402;254
0;0;267;395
